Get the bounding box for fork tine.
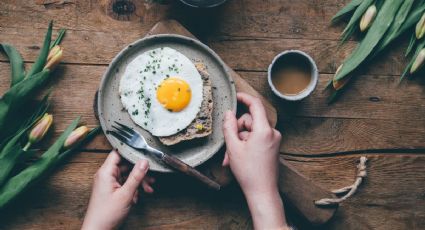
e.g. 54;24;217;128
114;121;136;135
111;125;132;138
108;130;130;144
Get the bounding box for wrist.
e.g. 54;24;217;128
244;188;289;230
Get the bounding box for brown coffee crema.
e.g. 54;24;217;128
271;53;312;95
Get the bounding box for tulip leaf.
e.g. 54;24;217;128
332;0;364;23
340;0;374;44
0;117;80;209
335;0;404;81
405;33;417;57
0;70;51;141
26;21;53;78
374;0;415;54
50;28;66;49
401;38;425;81
0;44;25;87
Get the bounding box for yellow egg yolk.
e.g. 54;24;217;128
156;77;191;112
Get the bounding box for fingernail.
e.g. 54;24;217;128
139;160;148;171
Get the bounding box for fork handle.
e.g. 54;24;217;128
161;154;221;190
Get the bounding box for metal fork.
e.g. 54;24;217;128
108;121;221;190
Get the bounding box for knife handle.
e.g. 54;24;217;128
161;153;221;190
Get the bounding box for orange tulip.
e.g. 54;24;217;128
24;113;53;151
64;126;90;149
44;45;63;71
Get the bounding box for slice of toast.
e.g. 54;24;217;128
158;62;213;145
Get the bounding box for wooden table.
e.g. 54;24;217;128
1;0;425;229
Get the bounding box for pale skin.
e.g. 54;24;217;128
82;92;289;230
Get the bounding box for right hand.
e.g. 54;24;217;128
222;93;282;197
222;93;288;230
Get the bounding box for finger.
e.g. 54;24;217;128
132;190;139;204
121;160;149;195
222;151;230;166
100;150;121;175
142;180;154;194
237;93;269;129
223;110;241;150
238;131;250;141
103;150;121;168
237;113;253;131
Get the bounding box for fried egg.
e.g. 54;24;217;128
119;47;203;137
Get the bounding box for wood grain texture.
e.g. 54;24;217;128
1;0;425;229
0;153;424;230
1;63;424;155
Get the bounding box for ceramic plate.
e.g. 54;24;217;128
98;34;236;172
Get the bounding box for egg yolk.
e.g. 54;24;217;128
156;77;191;112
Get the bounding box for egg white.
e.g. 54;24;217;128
119;47;203;137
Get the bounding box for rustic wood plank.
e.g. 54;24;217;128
1;63;425;154
0;26;410;77
0;152;424;229
0;0;351;40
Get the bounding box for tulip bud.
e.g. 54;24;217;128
44;45;63;71
410;48;425;74
360;5;377;32
416;13;425;39
64;126;90;149
24;113;53;151
333;65;352;90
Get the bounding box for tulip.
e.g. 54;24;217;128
360;5;377;32
23;113;53;151
416;13;425;39
410;48;425;74
63;126;90;149
332;64;351;90
44;45;63;71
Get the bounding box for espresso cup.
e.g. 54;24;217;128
267;50;318;101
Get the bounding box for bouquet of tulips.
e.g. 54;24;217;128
327;0;425;103
0;21;99;209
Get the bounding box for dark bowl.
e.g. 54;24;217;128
179;0;227;8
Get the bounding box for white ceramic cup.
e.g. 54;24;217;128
267;50;319;101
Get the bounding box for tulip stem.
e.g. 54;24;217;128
23;142;32;152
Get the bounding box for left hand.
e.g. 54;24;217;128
82;150;155;230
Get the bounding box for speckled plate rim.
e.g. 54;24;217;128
98;34;236;172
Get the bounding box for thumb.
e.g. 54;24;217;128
121;160;149;196
222;110;240;151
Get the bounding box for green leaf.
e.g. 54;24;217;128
0;44;25;87
335;0;404;81
401;38;425;81
0;117;80;210
0;96;49;186
332;0;364;23
405;33;417;57
340;0;374;43
0;70;51;141
50;28;66;49
374;0;415;54
26;21;53;78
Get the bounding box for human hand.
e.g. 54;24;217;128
82;150;155;230
222;93;288;229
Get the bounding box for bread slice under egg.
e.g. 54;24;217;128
158;62;213;146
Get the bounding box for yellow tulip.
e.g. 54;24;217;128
410;48;425;74
24;113;53;151
360;5;377;32
44;45;63;71
64;126;90;149
332;64;351;91
416;13;425;39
